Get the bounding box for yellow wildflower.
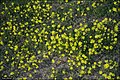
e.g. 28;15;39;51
104;63;109;69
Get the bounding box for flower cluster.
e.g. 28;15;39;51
0;0;120;79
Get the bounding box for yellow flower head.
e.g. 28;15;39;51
104;63;109;69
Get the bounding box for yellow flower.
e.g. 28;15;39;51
74;29;78;32
107;76;111;79
94;43;98;48
92;26;95;30
88;48;93;55
81;59;87;64
102;73;107;78
82;54;87;59
95;35;100;38
61;17;65;21
118;8;120;12
16;6;20;10
70;66;73;70
30;55;36;60
45;42;49;46
95;28;98;31
81;36;85;39
113;33;117;37
104;63;109;69
113;38;117;42
72;46;76;50
35;28;39;33
62;70;65;74
61;54;65;57
22;77;27;80
20;60;24;63
99;70;103;74
50;36;54;40
81;27;85;31
114;1;117;5
92;65;96;69
110;46;113;50
104;46;109;50
88;70;91;74
79;23;83;26
67;25;72;29
117;76;120;79
114;25;118;32
10;72;14;75
38;50;41;54
92;2;96;8
86;7;90;10
43;54;48;58
14;45;18;51
77;0;81;4
25;22;28;25
59;29;62;32
70;50;73;54
58;46;63;50
82;32;86;35
89;36;92;38
61;34;66;38
79;70;85;75
68;59;72;62
65;0;68;2
77;62;81;66
64;78;68;80
51;20;54;23
0;61;3;65
90;39;95;43
48;45;51;50
1;11;4;15
5;50;8;54
0;66;4;71
65;42;69;48
52;24;56;28
29;74;32;77
62;26;65;30
51;73;54;78
57;24;61;28
98;39;102;43
4;75;7;77
55;34;59;39
109;9;112;12
81;66;85;70
52;59;55;63
28;66;31;71
69;76;73;80
112;7;117;12
0;41;4;45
